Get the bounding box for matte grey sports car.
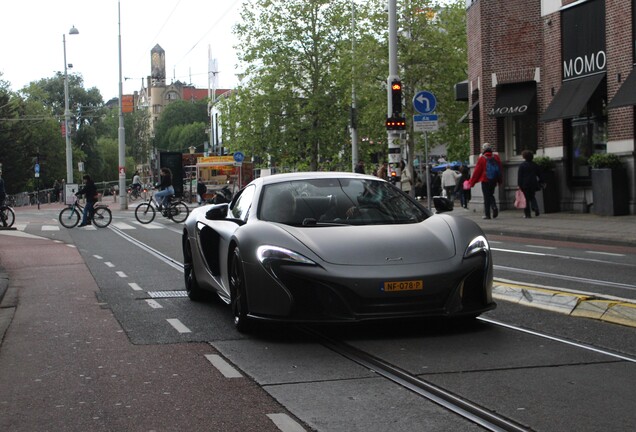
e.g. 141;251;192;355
182;172;495;332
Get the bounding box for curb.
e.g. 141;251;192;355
493;280;636;328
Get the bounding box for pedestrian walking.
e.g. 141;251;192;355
457;164;471;209
469;143;503;219
196;178;207;205
400;160;413;194
517;150;543;218
376;162;388;180
441;165;460;203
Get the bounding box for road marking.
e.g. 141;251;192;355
167;318;191;333
0;231;45;240
104;262;115;268
41;225;60;231
525;245;556;250
266;413;307;432
93;255;103;259
145;299;163;309
585;250;625;257
137;222;163;229
112;222;136;230
116;271;127;278
204;354;243;378
128;282;143;291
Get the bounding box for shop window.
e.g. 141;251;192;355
504;115;537;157
566;77;607;185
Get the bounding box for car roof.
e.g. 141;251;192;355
253;171;382;187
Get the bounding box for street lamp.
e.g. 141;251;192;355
63;25;79;185
117;0;128;210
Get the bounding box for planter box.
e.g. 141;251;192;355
591;168;629;216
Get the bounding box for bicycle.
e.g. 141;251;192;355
134;192;190;224
0;202;15;228
58;197;112;228
127;186;142;201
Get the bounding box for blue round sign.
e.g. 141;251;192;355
233;151;245;163
413;91;437;114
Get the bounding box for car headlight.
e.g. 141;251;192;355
257;245;317;267
463;235;489;258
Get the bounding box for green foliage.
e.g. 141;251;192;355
588;153;622;169
153;100;209;151
534;156;555;171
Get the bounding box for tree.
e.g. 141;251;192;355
153;100;209;152
225;0;354;171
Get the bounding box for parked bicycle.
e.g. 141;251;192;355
58;197;112;228
134;192;189;224
0;203;15;228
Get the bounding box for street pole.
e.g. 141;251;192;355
118;0;128;210
350;1;358;172
63;27;79;184
387;0;402;184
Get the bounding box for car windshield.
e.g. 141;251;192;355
258;178;429;226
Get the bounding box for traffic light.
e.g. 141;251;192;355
391;79;403;115
386;116;406;130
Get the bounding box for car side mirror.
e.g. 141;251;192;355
433;196;454;213
205;203;229;220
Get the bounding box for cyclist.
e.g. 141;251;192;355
131;171;142;195
75;174;98;227
154;167;174;210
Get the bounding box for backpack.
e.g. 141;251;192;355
485;156;500;181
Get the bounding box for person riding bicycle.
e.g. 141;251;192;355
131;171;142;194
154;167;174;210
75;174;98;227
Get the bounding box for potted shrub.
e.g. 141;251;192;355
534;156;559;213
588;153;629;216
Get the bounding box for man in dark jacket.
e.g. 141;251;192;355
517;150;543;218
76;174;98;227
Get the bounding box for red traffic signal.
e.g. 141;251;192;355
386;116;406;130
391;79;403;115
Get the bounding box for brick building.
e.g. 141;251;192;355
458;0;635;215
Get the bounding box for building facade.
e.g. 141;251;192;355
460;0;635;215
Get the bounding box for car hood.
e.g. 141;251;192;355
279;216;456;265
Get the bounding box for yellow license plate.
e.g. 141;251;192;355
383;280;423;292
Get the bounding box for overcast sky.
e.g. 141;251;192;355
0;0;242;101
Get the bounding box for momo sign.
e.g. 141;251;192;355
561;0;605;80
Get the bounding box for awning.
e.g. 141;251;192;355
458;100;479;123
608;68;636;109
541;73;605;122
489;84;536;117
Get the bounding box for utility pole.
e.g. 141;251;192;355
350;1;358;172
117;0;128;210
386;0;404;186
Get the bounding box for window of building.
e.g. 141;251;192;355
504;115;537;157
165;91;179;101
566;77;607;185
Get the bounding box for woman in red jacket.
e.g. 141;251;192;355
469;143;503;219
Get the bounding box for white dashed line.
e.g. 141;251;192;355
585;250;625;257
112;222;136;230
128;282;143;291
145;299;163;309
525;245;556;250
93;255;103;259
116;271;127;278
104;262;115;268
41;225;60;231
166;318;191;333
204;354;243;378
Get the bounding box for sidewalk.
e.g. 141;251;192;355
453;205;636;248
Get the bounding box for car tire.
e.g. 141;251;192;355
183;241;206;301
229;247;250;333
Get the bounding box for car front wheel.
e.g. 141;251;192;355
229;247;250;333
